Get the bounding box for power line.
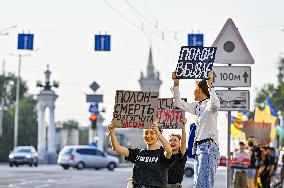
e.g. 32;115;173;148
104;0;141;30
103;0;175;63
124;0;157;30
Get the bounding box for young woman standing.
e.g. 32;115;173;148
108;120;173;188
171;71;220;188
167;118;187;188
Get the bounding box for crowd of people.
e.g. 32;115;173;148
232;138;283;188
107;71;220;188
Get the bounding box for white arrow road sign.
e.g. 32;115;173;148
216;90;250;111
212;66;251;87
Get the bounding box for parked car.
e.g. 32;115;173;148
184;158;194;177
57;145;119;171
9;146;38;167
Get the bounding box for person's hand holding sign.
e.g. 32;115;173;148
151;121;161;137
206;71;214;89
172;71;179;87
107;120;116;135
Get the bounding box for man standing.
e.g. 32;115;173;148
233;142;250;188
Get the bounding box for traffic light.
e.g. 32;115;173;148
90;114;97;129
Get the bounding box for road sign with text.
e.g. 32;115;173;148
212;66;251;87
216;90;250;111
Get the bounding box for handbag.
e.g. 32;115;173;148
187;123;197;158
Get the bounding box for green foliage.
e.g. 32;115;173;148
79;128;89;145
59;119;79;129
0;74;37;162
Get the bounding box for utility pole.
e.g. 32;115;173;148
10;53;31;148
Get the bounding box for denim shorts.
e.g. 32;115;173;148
247;168;256;178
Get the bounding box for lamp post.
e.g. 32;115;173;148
9;53;31;148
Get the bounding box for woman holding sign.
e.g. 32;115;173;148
108;120;173;188
171;71;220;188
167;118;187;188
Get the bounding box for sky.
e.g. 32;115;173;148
0;0;284;155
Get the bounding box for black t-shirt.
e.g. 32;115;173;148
168;150;187;184
259;155;272;178
126;147;172;188
250;146;262;168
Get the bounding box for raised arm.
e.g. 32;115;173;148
152;122;172;159
206;71;220;111
108;120;129;157
171;72;197;115
180;118;187;156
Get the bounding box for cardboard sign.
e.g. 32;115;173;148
156;98;187;129
113;90;159;128
243;121;271;145
176;46;217;79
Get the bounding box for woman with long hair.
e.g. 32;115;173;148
171;71;220;188
108;120;173;188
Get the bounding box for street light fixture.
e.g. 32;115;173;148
0;25;17;36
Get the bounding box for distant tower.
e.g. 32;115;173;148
118;47;163;149
139;47;162;92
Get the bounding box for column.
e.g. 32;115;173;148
96;114;105;151
48;106;56;154
37;104;46;161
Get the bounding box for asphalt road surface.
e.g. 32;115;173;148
0;164;227;188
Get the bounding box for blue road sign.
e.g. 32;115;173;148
188;34;204;47
95;35;111;51
89;103;99;114
18;34;34;50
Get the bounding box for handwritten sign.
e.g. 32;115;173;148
243;121;271;145
113;90;159;128
176;46;217;79
156;98;187;129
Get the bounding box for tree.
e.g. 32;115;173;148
0;73;37;162
255;57;284;146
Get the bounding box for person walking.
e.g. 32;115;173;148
233;141;250;188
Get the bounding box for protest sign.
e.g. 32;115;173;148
113;90;159;128
156;98;187;129
176;46;217;79
243;121;271;145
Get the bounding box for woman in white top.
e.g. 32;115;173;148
171;71;220;188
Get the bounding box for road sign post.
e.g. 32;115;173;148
212;18;255;188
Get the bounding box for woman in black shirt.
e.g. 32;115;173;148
108;120;173;188
167;118;187;188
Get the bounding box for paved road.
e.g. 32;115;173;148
0;165;227;188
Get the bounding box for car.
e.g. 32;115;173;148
230;97;246;108
57;145;119;171
184;158;194;178
9;146;39;167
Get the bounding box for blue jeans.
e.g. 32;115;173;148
194;141;220;188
